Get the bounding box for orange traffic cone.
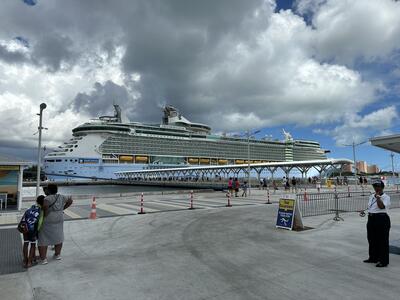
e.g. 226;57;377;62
89;197;97;219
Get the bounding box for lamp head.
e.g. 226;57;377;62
40;103;47;110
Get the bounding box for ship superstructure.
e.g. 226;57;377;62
44;105;327;180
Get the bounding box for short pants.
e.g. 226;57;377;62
23;231;38;243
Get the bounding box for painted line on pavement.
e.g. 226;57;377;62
64;209;82;219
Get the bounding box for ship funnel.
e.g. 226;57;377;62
113;104;122;123
163;105;179;124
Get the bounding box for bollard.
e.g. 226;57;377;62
89;197;97;219
138;193;146;214
189;190;194;210
265;187;272;204
226;192;232;207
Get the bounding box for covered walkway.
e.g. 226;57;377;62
370;134;400;153
115;158;352;182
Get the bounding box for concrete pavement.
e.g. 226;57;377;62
1;201;399;300
1;189;285;226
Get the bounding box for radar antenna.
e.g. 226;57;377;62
282;129;293;141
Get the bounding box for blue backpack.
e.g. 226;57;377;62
18;205;41;233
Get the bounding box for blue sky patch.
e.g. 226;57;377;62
14;36;30;48
22;0;37;6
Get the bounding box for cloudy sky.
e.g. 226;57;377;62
0;0;399;170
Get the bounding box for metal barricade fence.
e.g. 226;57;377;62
297;190;400;217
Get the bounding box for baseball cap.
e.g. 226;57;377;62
371;178;384;186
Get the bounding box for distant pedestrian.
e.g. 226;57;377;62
227;177;233;196
263;178;268;190
272;180;278;191
291;177;297;192
38;184;73;265
18;195;45;268
363;179;391;267
242;181;248;197
316;180;321;193
363;177;368;185
234;178;240;197
284;177;290;191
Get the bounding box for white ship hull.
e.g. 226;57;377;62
44;105;327;181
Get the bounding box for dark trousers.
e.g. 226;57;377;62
367;214;391;265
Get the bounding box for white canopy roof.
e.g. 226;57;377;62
370;134;400;153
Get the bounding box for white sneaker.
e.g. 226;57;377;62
53;254;62;260
40;259;48;265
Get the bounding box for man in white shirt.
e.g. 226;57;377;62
363;179;391;267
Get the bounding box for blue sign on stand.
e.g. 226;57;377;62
276;199;296;230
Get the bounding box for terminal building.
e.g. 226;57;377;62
0;154;31;211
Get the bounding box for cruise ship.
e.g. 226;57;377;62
43;105;327;180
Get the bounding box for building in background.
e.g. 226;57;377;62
342;164;353;173
367;165;380;174
342;162;380;174
356;161;368;174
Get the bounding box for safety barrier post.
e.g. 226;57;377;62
333;187;343;221
265;187;272;204
138;193;146;214
189;190;194;210
226;192;232;207
347;185;351;197
361;185;365;196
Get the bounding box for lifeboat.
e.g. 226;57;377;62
119;155;133;163
218;159;228;165
235;159;244;164
188;158;199;164
135;156;149;163
199;158;210;164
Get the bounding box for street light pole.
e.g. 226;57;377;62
352;141;357;187
247;130;251;195
391;152;395;179
36;103;47;197
342;140;367;187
